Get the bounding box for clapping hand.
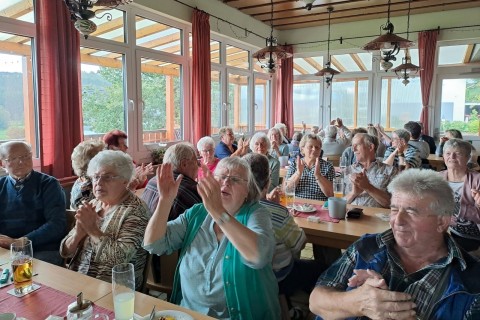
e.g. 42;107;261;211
197;165;224;216
75;201;99;237
155;163;183;204
348;269;388;289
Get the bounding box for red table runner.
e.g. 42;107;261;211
292;202;340;223
0;282;115;319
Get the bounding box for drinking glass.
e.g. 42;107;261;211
10;239;34;295
283;179;296;209
339;155;348;171
112;263;135;320
333;176;344;198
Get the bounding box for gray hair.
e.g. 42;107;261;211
163;142;197;171
249;132;271;152
387;169;454;216
325;125;338;139
355;133;379;152
0;141;32;159
243;153;270;193
444;138;472;158
274;123;287;131
214;156;261;203
87;150;134;182
71;140;105;177
299;133;322;150
394;129;411;143
366;126;378;137
312;125;319;132
267;127;284;144
218;126;233;138
197;136;215;152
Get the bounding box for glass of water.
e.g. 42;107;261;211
112;263;135;320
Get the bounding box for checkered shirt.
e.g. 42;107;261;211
286;158;335;200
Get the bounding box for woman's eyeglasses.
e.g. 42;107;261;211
214;174;247;185
91;175;122;183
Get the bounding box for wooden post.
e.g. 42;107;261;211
165;76;175;140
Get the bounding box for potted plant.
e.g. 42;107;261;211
151;147;166;165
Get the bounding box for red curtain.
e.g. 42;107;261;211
275;45;294;136
36;0;83;178
418;30;438;135
191;9;211;143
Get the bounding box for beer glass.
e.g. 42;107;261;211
10;239;34;295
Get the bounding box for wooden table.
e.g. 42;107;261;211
427;154;445;171
293;198;390;249
0;248;215;319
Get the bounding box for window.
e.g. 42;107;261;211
226;44;249;70
135;17;182;55
293;80;322;129
254;76;271;131
440;78;480;135
0;1;37;156
380;76;422;130
211;70;222;135
81;48;126;140
331;78;369;128
140;58;183;143
227;72;249;133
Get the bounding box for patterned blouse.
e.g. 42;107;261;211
60;191;149;289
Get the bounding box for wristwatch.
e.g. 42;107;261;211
217;212;231;225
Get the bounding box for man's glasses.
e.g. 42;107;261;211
91;174;122;183
3;153;32;165
214;174;247;185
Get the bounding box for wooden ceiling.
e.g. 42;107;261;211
221;0;480;30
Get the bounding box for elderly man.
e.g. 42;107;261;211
0;141;66;265
141;142;202;283
383;128;421;169
310;169;480;320
321;125;349;156
344;133;398;208
142;142;201;220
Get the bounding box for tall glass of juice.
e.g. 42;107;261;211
112;263;135;320
10;239;34;295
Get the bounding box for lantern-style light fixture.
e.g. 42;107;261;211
362;0;414;71
252;0;293;74
63;0;133;39
392;0;420;85
315;7;339;87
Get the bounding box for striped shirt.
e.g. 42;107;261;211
286;158;335;200
383;144;421;168
260;200;306;280
142;172;201;221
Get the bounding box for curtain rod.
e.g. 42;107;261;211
173;0;266;40
172;1;480;47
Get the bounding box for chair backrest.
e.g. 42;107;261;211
65;209;76;234
142;251;179;300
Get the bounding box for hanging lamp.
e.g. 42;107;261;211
315;7;339;87
393;0;420;85
63;0;133;39
252;0;292;73
362;0;413;71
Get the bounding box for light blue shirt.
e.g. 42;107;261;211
143;206;274;319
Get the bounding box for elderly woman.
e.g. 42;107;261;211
250;132;280;191
103;129;153;189
437;129;479;170
440;139;480;253
197;136;219;179
143;157;280;319
214;126;249;159
286;134;334;200
268;127;289;159
70;140;105;210
60;150;149;289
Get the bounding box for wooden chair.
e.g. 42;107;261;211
142;251;179;301
324;155;340;167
